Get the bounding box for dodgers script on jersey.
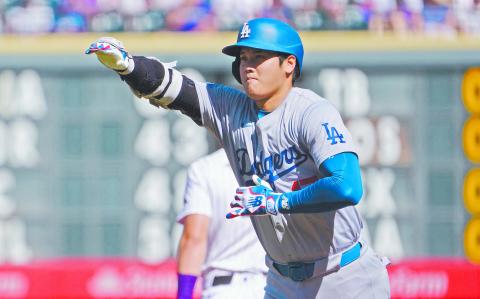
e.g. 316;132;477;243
177;149;267;273
196;83;363;263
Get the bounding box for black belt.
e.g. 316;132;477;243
212;275;233;286
273;242;362;282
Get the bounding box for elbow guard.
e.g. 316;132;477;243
147;62;184;108
121;56;183;108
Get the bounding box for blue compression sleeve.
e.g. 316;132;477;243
281;152;363;213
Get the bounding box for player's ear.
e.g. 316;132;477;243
283;55;296;77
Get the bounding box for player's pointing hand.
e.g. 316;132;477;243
226;175;286;219
85;37;133;72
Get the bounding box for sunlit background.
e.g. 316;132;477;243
1;0;480;298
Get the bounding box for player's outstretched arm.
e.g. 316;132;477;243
86;38;202;125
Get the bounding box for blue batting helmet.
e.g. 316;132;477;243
222;18;304;83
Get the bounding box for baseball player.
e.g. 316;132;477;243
176;148;267;299
86;18;390;298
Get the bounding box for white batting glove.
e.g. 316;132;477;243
85;37;133;73
226;175;285;219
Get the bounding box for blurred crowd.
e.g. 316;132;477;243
1;0;480;35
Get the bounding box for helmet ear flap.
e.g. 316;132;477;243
232;57;241;84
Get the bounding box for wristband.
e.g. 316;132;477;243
177;273;197;299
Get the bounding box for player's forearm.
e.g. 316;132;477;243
282;152;363;213
176;214;209;298
177;234;207;275
227;153;363;218
120;56;202;125
120;56;165;95
177;238;204;299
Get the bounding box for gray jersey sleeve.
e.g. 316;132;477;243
195;82;252;142
300;101;357;168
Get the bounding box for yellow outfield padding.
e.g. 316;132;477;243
464;168;480;215
464;217;480;264
462;68;480;114
463;116;480;164
1;31;480;54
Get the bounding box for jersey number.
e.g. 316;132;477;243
322;123;346;145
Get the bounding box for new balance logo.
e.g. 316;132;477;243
322;123;346;145
240;22;251;38
248;196;263;208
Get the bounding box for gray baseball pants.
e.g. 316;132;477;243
263;245;390;299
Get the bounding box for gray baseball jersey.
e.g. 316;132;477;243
196;82;363;263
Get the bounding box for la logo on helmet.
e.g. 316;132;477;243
240;22;251;38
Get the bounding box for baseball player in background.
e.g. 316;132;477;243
176;148;267;299
86;17;390;298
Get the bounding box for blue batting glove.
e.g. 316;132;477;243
226;175;285;219
85;37;132;72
